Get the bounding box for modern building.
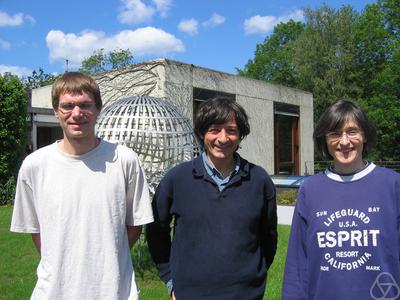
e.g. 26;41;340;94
29;58;314;175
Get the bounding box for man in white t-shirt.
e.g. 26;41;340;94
10;72;154;300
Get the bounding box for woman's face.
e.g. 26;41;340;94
325;116;366;174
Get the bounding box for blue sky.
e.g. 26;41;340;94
1;0;375;77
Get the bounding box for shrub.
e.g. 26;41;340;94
0;73;28;189
276;189;298;206
131;235;158;279
0;176;16;205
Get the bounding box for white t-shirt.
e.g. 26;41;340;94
11;140;154;300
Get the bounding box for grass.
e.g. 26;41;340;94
0;205;290;299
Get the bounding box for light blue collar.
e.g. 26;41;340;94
202;152;240;191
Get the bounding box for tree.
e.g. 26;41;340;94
352;2;392;99
238;20;305;88
108;48;135;70
22;68;59;91
239;2;400;161
291;5;360;118
380;0;400;36
360;40;400;161
79;48;134;75
353;1;400;161
0;73;28;202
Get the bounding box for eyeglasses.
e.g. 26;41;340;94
325;129;363;142
58;102;96;114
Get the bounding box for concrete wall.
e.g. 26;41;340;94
31;86;53;109
95;60;166;107
29;58;314;174
162;59;313;175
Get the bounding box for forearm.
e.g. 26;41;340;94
127;226;142;249
32;233;41;255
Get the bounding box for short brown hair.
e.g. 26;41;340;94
313;99;376;159
51;72;102;111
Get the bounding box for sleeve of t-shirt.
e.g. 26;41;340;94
10;161;40;233
125;152;154;226
282;185;308;300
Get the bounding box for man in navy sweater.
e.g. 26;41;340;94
146;97;277;299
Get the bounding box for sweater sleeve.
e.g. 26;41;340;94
146;176;174;284
260;176;278;270
282;186;308;300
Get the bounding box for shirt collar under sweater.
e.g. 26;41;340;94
192;153;250;185
324;162;376;183
201;151;240;191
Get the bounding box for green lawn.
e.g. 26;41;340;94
0;205;290;299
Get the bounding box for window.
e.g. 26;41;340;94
274;103;300;175
192;88;235;119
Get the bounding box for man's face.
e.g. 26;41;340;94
55;91;100;142
202;116;240;165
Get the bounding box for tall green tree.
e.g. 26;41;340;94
381;0;400;36
22;68;59;91
239;1;400;161
352;2;392;100
0;73;28;186
79;48;134;75
291;5;360;118
358;1;400;160
237;20;305;88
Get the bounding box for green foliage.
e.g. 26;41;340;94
239;0;400;161
237;20;305;88
360;41;400;160
0;73;28;187
0;176;16;205
22;68;59;91
292;5;360;119
276;189;298;206
109;49;135;69
79;48;134;75
380;0;400;36
352;2;392;99
131;235;158;280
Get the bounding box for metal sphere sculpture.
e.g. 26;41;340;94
96;95;200;194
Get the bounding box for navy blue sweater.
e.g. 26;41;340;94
146;155;277;299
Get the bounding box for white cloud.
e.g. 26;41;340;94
0;11;23;26
280;9;304;24
0;10;36;27
118;0;172;24
178;19;198;36
24;14;36;25
244;9;304;35
244;15;276;35
118;0;155;24
152;0;172;18
202;13;225;27
0;64;32;77
46;27;184;67
0;39;11;49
